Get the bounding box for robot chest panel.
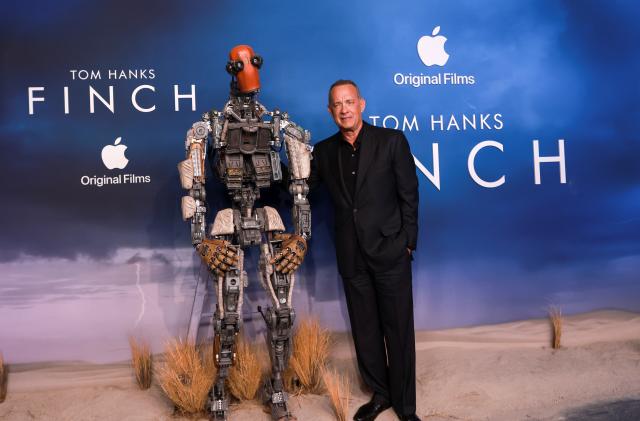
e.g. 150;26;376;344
218;127;276;189
219;152;274;189
226;127;272;154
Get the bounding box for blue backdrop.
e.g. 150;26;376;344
1;0;639;362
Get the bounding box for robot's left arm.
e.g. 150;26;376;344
268;117;312;274
281;119;312;239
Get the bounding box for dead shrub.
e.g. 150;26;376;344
129;336;153;390
228;336;263;401
548;305;563;349
157;338;216;415
0;353;7;403
323;369;350;421
285;318;330;394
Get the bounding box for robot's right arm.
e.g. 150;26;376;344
179;115;239;274
178;121;210;245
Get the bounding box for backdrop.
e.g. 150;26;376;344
1;0;639;363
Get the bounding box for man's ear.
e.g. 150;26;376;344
360;98;366;112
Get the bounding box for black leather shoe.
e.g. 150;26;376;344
353;397;391;421
399;415;421;421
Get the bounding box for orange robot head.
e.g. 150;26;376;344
226;45;263;94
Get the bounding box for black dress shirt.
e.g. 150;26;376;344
339;128;364;199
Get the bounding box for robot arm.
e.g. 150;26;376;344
178;120;210;245
180;113;240;275
280;117;312;239
266;115;312;274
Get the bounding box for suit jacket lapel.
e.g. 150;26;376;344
332;135;353;206
354;123;375;199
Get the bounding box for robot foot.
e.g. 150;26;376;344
209;403;227;420
263;380;296;421
208;392;229;421
268;398;296;421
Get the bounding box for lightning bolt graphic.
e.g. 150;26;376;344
134;262;146;327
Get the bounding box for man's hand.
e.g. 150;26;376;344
270;233;307;274
196;238;239;276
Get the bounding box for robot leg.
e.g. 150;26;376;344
210;247;245;421
258;235;296;420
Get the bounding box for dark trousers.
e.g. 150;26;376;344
342;246;417;416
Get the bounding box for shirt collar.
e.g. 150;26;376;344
339;122;365;150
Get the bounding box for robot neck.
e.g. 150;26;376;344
230;79;259;100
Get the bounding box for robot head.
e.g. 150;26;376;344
227;45;263;95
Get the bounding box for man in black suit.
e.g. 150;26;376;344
308;80;420;421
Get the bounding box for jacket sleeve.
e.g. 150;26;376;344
392;132;419;250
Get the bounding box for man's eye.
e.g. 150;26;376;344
345;100;355;106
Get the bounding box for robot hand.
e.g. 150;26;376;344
269;233;307;274
196;238;239;276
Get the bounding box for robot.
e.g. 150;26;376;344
177;45;312;421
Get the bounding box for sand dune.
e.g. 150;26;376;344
1;310;639;420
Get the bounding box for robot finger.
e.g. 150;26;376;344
213;254;226;266
214;260;229;272
269;251;284;265
276;258;290;272
285;262;297;272
284;251;295;261
224;248;237;258
214;257;228;268
208;256;220;268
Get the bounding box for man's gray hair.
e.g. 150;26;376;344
328;79;361;106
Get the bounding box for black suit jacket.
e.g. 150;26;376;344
309;122;419;277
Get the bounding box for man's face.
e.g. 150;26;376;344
328;84;366;133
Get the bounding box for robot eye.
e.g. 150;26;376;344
226;60;244;74
226;61;235;74
251;55;263;69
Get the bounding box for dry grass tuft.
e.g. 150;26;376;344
323;369;350;421
0;353;7;403
228;336;263;401
548;305;563;349
285;318;330;394
157;338;216;415
129;336;153;390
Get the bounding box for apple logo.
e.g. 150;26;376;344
101;137;129;169
417;26;450;66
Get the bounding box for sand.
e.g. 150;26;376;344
1;310;639;421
